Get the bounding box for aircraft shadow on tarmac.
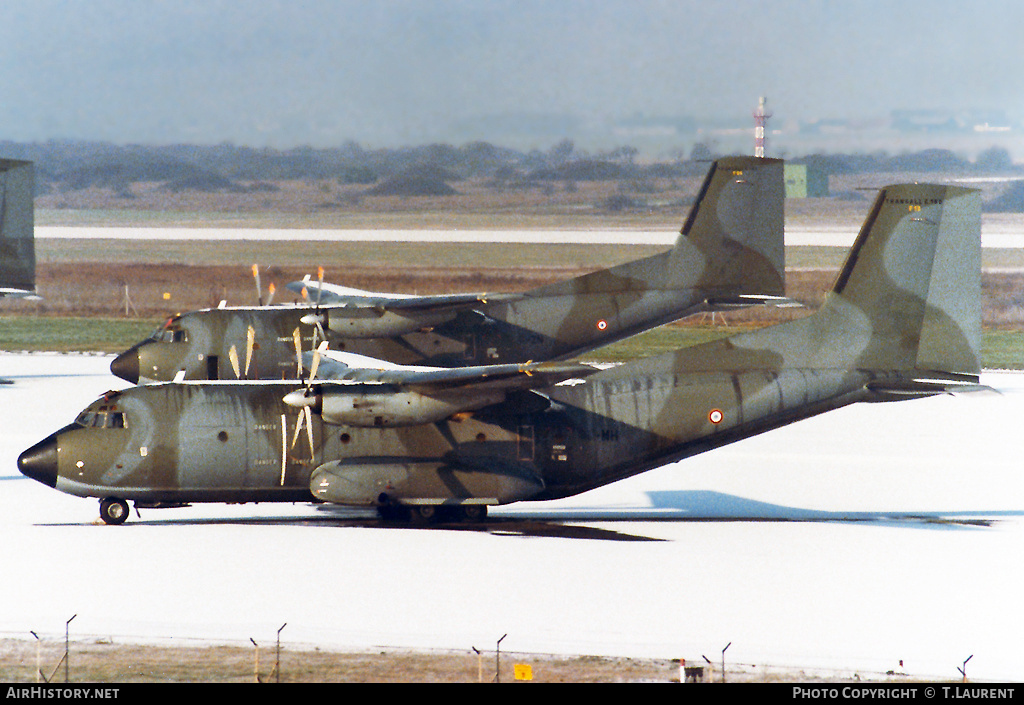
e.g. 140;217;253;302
33;489;1023;541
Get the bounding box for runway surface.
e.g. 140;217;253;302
34;224;1024;248
2;352;1023;681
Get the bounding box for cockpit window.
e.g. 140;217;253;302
75;411;128;429
149;328;187;343
149;317;188;343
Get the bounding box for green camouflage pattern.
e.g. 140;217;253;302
19;183;981;525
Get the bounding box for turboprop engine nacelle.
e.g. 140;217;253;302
284;386;506;427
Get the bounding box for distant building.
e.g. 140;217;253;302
785;164;829;198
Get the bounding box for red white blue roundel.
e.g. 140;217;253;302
596;319;608;330
708;409;723;424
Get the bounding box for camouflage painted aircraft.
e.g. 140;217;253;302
0;159;37;299
109;156;787;383
19;182;982;525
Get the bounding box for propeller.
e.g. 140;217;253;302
283;340;328;409
299;266;328;346
282;339;328;462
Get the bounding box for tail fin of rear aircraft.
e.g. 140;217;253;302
668;155;785;302
663;183;982;381
522;155;785;301
0;159;37;299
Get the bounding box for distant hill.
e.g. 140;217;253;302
1;138;1019;200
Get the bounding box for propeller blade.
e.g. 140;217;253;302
291;405;306;449
252;264;263;306
304;405;314;458
288;405;316;460
266;282;276;306
279;413;288;485
293;327;303;377
245;324;255;376
316;266;324;307
228;345;241;379
308;340;328;386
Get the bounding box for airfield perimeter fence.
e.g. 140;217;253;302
0;627;942;683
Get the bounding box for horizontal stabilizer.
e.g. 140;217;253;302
704;294;803;309
865;374;997;401
0;287;41;300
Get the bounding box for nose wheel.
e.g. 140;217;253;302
99;498;130;525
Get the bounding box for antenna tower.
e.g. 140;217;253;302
754;96;772;158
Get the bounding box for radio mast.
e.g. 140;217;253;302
754;96;772;157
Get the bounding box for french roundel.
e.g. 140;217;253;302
596;319;608;330
708;409;723;424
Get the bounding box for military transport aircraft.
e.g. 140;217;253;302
19;182;982;525
0;159;37;299
109;156;788;384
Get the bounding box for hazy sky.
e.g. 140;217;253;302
1;0;1022;150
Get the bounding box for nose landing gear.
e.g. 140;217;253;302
99;497;130;525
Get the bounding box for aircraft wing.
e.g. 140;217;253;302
309;349;598;390
285;346;598;427
285;277;516;310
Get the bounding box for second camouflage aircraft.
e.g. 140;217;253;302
109;156;787;384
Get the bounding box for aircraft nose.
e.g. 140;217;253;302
110;348;140;384
18;435;59;488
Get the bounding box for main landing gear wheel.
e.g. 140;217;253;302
99;498;130;525
409;505;438;525
459;505;487;522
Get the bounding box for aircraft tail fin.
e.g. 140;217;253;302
669;156;785;300
659;183;981;381
0;159;37;298
816;183;981;376
517;156;784;302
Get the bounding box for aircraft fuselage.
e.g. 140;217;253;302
20;364;882;516
112;282;738;384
